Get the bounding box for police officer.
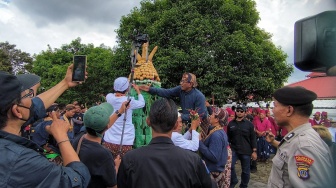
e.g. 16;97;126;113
265;86;335;188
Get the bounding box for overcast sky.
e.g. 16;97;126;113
1;0;335;84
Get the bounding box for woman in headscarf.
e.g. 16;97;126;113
199;107;230;188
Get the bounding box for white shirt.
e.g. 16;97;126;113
171;130;199;151
104;93;145;145
328;127;336;142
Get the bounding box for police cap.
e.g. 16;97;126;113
273;86;317;105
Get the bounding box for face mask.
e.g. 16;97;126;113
17;102;35;129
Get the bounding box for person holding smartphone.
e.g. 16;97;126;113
0;65;90;187
103;77;145;158
72;55;86;82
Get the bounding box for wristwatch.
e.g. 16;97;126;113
115;110;122;117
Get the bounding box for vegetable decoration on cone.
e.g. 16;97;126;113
129;42;161;87
130;43;161;148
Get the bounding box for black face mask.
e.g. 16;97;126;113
17;102;35;129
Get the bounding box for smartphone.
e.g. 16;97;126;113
72;55;87;82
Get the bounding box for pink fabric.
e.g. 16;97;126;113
24;125;30;131
229;111;235;116
267;116;278;136
309;119;314;126
254;118;272;132
322;119;331;127
312;119;323;126
252;115;260;128
279;127;288;137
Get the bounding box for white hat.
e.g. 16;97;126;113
114;77;129;92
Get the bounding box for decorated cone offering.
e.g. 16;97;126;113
129;43;161;148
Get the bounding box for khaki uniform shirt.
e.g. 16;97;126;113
268;123;335;188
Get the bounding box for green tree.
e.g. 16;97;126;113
0;41;33;74
115;0;293;105
32;38;119;105
0;49;11;73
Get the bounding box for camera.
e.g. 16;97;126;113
294;10;336;75
135;34;149;43
130;31;149;48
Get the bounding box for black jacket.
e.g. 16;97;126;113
227;119;257;155
118;136;212;188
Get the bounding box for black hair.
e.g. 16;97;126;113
46;105;60;117
0;94;21;130
293;103;314;117
0;99;21;129
46;105;59;113
149;98;178;133
58;103;66;110
86;127;107;137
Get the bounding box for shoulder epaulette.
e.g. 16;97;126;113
279;132;295;147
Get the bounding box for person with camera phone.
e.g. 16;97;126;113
72;55;86;82
0;64;90;187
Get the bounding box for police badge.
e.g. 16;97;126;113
294;155;314;180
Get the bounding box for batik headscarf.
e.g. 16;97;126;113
212;107;229;126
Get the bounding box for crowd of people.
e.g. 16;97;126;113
1;66;335;188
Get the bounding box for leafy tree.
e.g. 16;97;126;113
0;49;11;73
32;38;119;105
114;0;293;105
0;41;33;74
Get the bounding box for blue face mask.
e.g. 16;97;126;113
17;102;35;129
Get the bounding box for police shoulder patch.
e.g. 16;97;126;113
294;155;314;180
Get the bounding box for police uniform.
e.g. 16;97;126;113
268;123;334;188
268;86;336;188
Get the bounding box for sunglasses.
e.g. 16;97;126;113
236;110;244;113
21;89;35;99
